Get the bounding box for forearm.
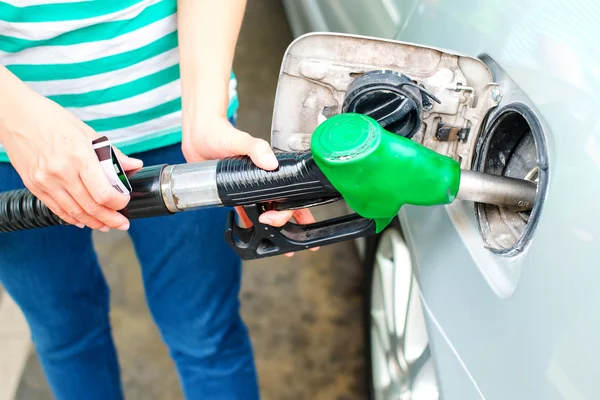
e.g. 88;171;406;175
177;0;246;122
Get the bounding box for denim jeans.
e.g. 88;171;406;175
0;142;259;400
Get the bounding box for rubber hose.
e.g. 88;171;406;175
0;189;64;232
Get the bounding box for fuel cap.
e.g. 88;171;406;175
342;70;426;139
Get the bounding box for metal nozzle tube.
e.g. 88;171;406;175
457;170;537;211
161;161;222;212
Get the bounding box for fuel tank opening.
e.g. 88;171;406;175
474;103;548;255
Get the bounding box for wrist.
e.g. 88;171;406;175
182;99;229;135
182;112;231;141
181;76;230;118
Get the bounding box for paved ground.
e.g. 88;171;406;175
13;1;367;399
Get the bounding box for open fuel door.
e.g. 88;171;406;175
270;33;500;170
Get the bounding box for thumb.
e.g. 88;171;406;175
114;147;143;172
226;128;278;171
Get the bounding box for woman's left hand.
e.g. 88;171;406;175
182;115;318;257
182;116;277;170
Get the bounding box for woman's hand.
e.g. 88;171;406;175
177;1;317;256
182;116;277;170
0;80;142;232
182;115;318;257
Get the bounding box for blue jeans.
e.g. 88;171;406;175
0;143;259;400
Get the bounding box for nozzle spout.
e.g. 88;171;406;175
457;170;537;211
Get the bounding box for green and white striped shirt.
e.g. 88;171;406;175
0;0;239;162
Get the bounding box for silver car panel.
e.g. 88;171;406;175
396;1;600;399
283;0;416;39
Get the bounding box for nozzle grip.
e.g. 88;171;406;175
216;151;340;207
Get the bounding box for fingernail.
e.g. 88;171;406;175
76;223;85;229
117;221;130;231
100;226;110;233
264;152;278;169
310;246;320;252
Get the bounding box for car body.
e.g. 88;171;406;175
281;1;600;399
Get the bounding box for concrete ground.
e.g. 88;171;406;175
12;1;367;399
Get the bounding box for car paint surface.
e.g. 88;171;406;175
283;0;416;39
283;0;600;399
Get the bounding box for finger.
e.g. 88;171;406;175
68;177;130;230
247;136;278;171
32;189;82;227
258;209;317;227
258;209;320;248
224;128;278;171
79;147;130;211
292;209;316;224
258;208;319;255
258;209;294;227
52;188;109;231
113;147;143;172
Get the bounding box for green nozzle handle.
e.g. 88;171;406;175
311;113;461;233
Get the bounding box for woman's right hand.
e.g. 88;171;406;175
0;71;142;231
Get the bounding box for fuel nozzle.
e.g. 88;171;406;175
311;113;461;232
311;113;537;232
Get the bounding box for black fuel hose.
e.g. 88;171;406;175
0;152;340;233
0;164;168;232
0;189;65;232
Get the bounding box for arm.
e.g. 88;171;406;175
178;0;244;124
0;66;142;231
177;0;317;234
177;0;277;170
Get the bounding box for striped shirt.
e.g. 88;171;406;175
0;0;239;162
